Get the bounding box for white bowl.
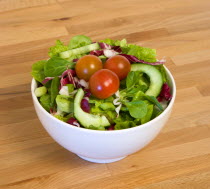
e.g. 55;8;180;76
31;66;176;163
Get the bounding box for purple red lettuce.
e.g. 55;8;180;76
157;83;172;102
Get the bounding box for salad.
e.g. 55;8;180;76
31;35;172;130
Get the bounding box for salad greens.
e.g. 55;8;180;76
44;57;74;77
31;60;46;83
100;38;157;62
31;35;172;131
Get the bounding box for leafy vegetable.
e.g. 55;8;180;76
100;38;128;52
44;57;73;77
56;95;74;113
157;83;172;102
127;44;157;63
48;40;68;57
100;38;158;63
141;105;153;124
81;98;90;113
115;121;136;130
157;65;167;83
54;114;72;122
67;84;74;93
133;91;163;111
119;54;164;65
40;94;51;112
125;101;147;119
126;71;139;89
31;60;46;83
144;95;163;111
87;125;106;130
99;102;115;111
51;76;60;106
69;35;92;49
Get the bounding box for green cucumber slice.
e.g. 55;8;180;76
131;64;163;97
74;88;110;129
59;43;100;59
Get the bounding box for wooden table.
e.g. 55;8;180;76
1;0;210;188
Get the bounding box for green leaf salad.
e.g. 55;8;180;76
31;35;172;130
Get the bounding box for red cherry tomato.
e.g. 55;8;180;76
104;55;131;80
89;69;120;99
75;55;103;81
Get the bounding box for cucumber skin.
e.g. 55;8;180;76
131;64;163;97
59;43;100;59
74;88;110;129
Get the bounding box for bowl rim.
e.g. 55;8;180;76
31;65;176;134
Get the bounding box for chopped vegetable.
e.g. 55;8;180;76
35;86;47;97
32;35;172;130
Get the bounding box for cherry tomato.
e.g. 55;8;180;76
89;69;120;99
104;55;131;80
75;55;103;81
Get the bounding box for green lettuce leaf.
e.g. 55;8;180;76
31;60;46;83
44;57;73;77
48;40;69;57
54;114;72;122
133;91;163;111
125;100;148;119
115;121;136;130
141;104;154;124
50;76;60;107
56;95;74;113
100;38;157;62
127;44;157;62
40;94;51;112
157;65;167;83
68;35;92;49
100;38;128;52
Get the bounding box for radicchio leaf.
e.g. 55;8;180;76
90;50;104;56
157;83;172;102
60;69;76;88
42;77;55;84
84;89;91;97
99;42;112;49
81;98;90;113
119;54;165;65
107;125;115;130
103;49;118;58
67;117;80;127
73;59;78;63
112;46;122;53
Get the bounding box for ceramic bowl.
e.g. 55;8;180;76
31;66;176;163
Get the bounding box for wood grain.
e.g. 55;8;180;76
1;0;210;188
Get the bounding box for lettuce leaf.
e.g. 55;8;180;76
48;40;69;57
68;35;92;49
141;104;153;124
40;94;51;112
44;57;73;77
100;38;128;52
115;121;136;130
54;114;72;122
127;44;157;62
100;38;157;62
31;60;46;83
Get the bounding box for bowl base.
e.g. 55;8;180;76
77;155;126;163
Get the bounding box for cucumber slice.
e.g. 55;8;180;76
131;64;163;97
59;43;100;59
74;88;110;129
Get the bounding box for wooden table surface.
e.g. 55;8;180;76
1;0;210;188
